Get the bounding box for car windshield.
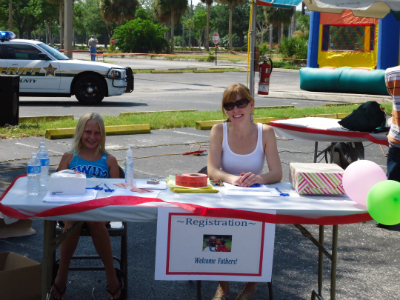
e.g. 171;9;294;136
37;43;69;60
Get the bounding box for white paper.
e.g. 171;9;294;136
222;183;281;196
108;188;161;198
42;189;98;203
136;179;167;190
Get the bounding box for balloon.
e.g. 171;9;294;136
367;180;400;225
342;160;387;206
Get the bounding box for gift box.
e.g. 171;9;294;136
0;252;41;300
290;163;345;195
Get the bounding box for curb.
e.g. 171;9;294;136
46;124;151;139
19;115;74;123
196;117;276;130
266;91;392;104
119;110;197;116
255;105;294;110
195;114;350;130
193;70;224;73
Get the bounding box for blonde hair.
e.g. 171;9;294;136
221;83;254;121
72;112;106;156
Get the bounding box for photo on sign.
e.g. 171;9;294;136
203;235;232;252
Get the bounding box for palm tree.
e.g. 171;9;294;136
264;6;293;44
101;0;138;26
153;0;187;52
215;0;244;51
200;0;213;51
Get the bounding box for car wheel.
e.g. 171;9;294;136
74;74;105;105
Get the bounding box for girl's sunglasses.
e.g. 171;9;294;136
223;98;250;111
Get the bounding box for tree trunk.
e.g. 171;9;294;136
278;23;283;43
171;10;174;53
291;7;296;38
269;24;273;51
182;25;185;47
60;3;63;48
302;2;305;15
8;1;12;31
205;3;210;51
229;4;233;50
165;21;170;41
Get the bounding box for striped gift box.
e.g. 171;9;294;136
289;163;345;195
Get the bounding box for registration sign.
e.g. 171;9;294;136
212;33;220;45
155;207;276;281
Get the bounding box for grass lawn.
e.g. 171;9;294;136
0;103;392;139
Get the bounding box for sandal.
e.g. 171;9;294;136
106;268;125;300
106;283;123;300
51;283;66;300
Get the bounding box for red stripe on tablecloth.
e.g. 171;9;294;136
270;121;389;146
0;176;373;225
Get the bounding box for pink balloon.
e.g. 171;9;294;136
342;160;387;206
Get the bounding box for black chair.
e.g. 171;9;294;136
54;166;128;298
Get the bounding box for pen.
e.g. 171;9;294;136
276;187;289;196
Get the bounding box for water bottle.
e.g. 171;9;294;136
27;153;41;196
125;146;134;189
37;142;50;188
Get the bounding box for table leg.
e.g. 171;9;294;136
318;225;324;296
314;142;319;163
196;280;201;300
331;225;338;300
42;220;56;300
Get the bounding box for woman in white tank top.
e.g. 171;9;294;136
208;83;282;300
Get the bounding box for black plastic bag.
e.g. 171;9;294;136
338;101;386;132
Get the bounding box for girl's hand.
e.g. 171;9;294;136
239;172;261;187
231;175;244;186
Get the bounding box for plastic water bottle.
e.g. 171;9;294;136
27;153;41;196
37;142;50;188
125;145;134;189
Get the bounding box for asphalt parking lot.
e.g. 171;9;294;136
1;126;399;300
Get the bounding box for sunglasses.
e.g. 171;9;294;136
223;98;250;111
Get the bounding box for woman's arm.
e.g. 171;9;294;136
239;125;282;186
106;154;120;179
58;152;73;171
207;124;242;185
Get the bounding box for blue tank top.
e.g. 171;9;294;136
69;150;109;178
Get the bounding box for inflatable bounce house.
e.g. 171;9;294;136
300;11;400;95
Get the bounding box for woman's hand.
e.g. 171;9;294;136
232;172;261;187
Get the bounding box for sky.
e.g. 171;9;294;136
190;0;303;10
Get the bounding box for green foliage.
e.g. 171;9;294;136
220;33;239;48
233;46;247;52
278;36;308;62
113;18;168;53
260;43;268;56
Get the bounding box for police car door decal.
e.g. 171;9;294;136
4;44;60;91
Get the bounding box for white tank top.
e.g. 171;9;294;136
220;122;265;176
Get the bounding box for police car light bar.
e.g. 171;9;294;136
0;31;16;41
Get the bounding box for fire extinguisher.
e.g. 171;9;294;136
258;57;273;95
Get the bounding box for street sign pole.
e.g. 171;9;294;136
212;33;220;67
215;45;217;66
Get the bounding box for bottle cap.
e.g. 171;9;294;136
40;142;45;146
126;145;132;158
32;152;37;156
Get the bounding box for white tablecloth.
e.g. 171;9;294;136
270;117;388;145
1;177;368;224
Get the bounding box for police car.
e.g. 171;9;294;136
0;31;134;105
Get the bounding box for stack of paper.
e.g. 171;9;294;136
42;190;98;203
166;175;218;193
223;183;281;196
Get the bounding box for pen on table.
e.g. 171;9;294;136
276;187;289;196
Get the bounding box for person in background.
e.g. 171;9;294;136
385;67;400;182
207;83;282;300
52;113;123;300
88;35;98;62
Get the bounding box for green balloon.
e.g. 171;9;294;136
367;180;400;225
